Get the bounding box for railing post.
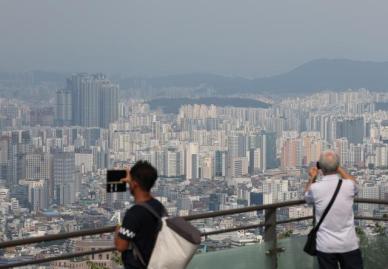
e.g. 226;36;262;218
264;208;277;269
313;206;316;226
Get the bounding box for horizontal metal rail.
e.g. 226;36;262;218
0;200;307;249
0;217;313;269
354;198;388;205
1;199;386;249
201;216;313;237
0;247;116;269
0;226;116;249
355;216;388;222
0;198;386;268
184;199;306;221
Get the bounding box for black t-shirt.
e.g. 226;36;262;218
118;198;165;269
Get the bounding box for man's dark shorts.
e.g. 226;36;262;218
316;248;363;269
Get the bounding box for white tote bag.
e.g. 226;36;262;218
134;204;201;269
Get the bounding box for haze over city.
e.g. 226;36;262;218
0;1;387;269
1;0;388;77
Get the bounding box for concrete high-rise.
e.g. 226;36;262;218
100;83;119;128
53;151;75;205
55;89;72;126
334;138;350;167
336;117;364;144
21;179;49;211
7;130;32;188
281;138;303;170
214;150;226;178
185;143;199;180
25;151;53;199
301;132;322;166
163;149;182;178
231;157;249;177
67;74;119;128
265;132;278;169
0;136;10;183
227;135;247;176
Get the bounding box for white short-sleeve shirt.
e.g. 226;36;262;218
305;174;359;253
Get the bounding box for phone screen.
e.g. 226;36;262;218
106;170;127;192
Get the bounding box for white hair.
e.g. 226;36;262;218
319;150;340;175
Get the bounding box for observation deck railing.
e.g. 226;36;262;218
0;198;387;269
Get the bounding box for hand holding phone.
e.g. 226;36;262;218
106;170;128;193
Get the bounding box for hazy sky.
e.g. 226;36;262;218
1;0;388;77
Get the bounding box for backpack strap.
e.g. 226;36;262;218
137;202;164;220
130;242;147;268
130;202;167;267
313;179;342;232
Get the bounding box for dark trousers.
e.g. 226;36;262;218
316;249;363;269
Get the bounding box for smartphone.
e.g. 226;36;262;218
316;162;320;170
106;170;127;192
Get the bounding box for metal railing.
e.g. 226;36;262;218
0;198;387;269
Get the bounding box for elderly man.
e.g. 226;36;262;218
305;150;363;269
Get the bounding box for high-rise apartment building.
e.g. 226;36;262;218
375;144;388;168
201;156;213;179
163;149;182;178
336;117;364;144
280;138;303;170
53;151;76;205
214;150;226;178
264;132;277;169
100;82;119;128
349;144;365;168
25;152;53;199
301;132;322;166
227;135;247;176
25;152;52;180
185;143;199;180
7;131;32;188
231;157;249;177
334;138;350;167
249;148;262;174
55;89;72;126
0;136;10;183
67;74;119;128
22;179;49;211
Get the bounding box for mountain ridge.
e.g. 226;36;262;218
120;58;388;94
2;59;388;94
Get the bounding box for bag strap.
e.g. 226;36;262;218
137;202;164;220
130;242;147;268
130;202;168;267
314;179;342;232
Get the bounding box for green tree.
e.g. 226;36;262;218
361;235;388;268
373;222;386;235
111;251;123;266
278;229;293;239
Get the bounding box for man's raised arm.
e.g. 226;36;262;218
337;166;357;183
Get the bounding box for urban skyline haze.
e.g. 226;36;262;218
1;1;388;77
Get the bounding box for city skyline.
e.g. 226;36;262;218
1;1;388;266
0;73;387;267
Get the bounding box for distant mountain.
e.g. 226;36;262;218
3;59;388;94
121;59;388;94
252;59;388;93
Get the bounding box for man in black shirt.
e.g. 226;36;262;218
114;161;166;269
